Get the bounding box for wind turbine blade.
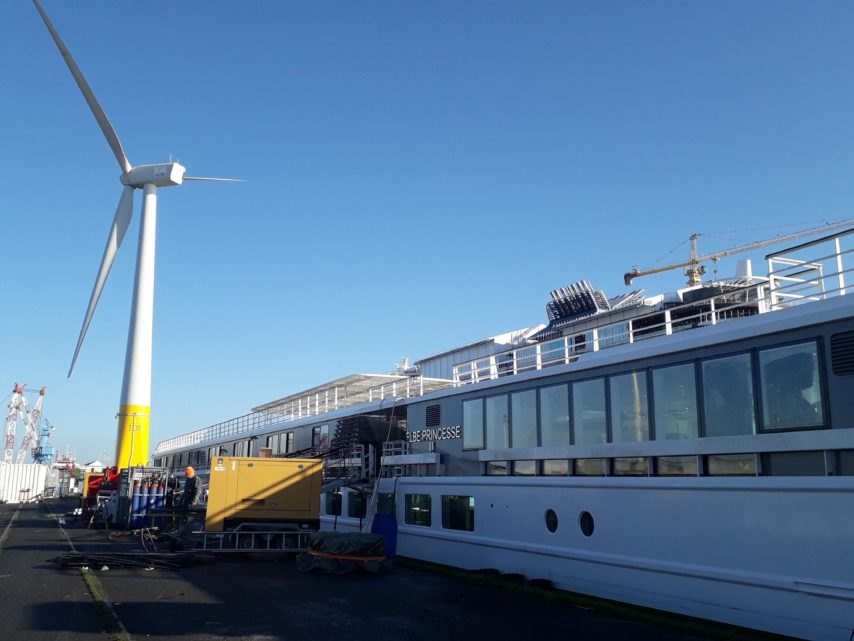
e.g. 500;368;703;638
32;0;132;175
68;186;135;377
183;176;246;182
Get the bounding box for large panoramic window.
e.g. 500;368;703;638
441;495;474;531
511;389;537;448
759;342;824;430
485;395;510;449
610;371;649;443
652;363;699;439
540;384;570;447
572;378;607;444
404;494;432;526
702;354;756;437
462;399;484;450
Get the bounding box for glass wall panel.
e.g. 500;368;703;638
656;456;698;476
702;354;756;437
441;495;475;531
612;457;648;475
404;494;431;526
761;451;826;476
610;372;649;443
572;379;607;444
706;453;757;476
485;461;507;475
574;458;606;476
463;399;484;450
652;364;698;439
512;460;536;475
485;395;510;449
542;460;570;475
759;342;824;430
511;390;537;448
540;385;570;447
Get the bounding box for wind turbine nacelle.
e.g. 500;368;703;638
124;163;186;188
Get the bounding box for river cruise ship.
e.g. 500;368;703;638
155;229;854;641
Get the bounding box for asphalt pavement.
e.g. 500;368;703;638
0;498;782;641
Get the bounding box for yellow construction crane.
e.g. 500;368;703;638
624;219;854;287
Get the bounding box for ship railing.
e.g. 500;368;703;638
366;377;422;401
453;228;852;385
767;227;853;309
155;376;443;456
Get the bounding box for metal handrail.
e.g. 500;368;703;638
453;230;851;384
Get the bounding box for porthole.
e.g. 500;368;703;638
545;509;558;533
579;511;594;537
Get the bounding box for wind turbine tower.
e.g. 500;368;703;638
32;1;239;468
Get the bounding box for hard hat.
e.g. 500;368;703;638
185;466;195;476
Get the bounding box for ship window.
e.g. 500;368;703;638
511;390;537;448
572;378;607;444
759;342;824;430
540;384;570;447
312;425;330;450
442;495;474;531
545;509;558;533
656;456;698;476
702;354;756;437
325;491;342;516
347;492;367;518
610;372;650;443
760;451;826;476
706;453;757;476
579;511;595;537
612;457;649;476
512;460;537;476
652;364;698;439
543;460;570;476
377;492;396;515
463;399;484;450
426;404;441;428
485;461;508;475
404;493;431;527
266;435;278;454
485;395;510;449
574;458;606;476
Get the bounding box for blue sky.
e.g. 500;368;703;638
1;1;853;464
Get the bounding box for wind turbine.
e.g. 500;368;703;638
33;0;240;469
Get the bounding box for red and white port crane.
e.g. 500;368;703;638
4;384;48;464
624;219;854;287
4;384;25;464
16;387;46;464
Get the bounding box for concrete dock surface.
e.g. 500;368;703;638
0;499;788;641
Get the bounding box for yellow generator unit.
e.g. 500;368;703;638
205;456;322;532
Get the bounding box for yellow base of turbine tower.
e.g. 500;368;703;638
115;404;150;468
